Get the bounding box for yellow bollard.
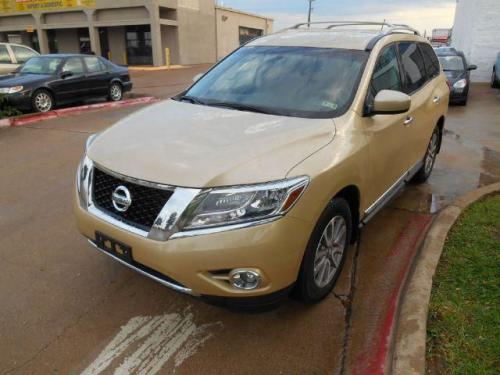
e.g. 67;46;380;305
107;51;112;61
165;47;170;68
123;52;128;66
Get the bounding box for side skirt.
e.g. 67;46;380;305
359;160;423;227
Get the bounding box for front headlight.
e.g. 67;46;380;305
180;176;309;230
453;79;467;89
76;134;98;208
0;86;23;94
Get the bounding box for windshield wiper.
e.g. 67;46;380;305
205;101;273;115
177;95;206;105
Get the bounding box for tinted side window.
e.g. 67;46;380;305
367;44;402;105
62;58;85;74
420;43;440;79
84;56;106;73
11;45;37;64
0;45;11;63
398;42;427;93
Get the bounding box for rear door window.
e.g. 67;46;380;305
11;45;38;64
419;43;440;79
0;45;12;63
84;56;106;73
398;42;428;94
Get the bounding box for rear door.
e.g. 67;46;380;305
398;42;442;168
397;42;435;169
83;56;110;97
0;44;15;75
51;57;88;102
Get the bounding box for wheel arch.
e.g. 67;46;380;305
332;185;360;243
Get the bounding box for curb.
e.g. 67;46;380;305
0;96;159;128
392;182;500;375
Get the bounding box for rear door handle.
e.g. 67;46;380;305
404;116;414;126
433;96;441;104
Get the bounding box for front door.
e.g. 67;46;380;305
51;57;88;102
361;43;413;208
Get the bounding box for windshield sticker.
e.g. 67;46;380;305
321;101;338;110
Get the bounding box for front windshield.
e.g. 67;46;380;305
438;56;465;71
20;57;63;74
183;46;368;118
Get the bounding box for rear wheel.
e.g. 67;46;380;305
295;198;352;303
412;126;440;183
32;89;54;113
108;82;123;101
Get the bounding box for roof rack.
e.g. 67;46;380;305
286;21;420;36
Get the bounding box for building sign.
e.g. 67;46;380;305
0;0;96;13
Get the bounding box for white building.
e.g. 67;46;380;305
451;0;500;82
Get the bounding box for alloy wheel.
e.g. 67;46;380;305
313;215;347;288
110;84;122;101
425;130;439;175
34;92;52;112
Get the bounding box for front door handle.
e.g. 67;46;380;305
404;116;414;126
433;96;441;104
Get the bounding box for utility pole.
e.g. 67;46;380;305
307;0;315;27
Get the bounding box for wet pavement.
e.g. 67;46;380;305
0;76;498;374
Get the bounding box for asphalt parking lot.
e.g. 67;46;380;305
0;68;499;374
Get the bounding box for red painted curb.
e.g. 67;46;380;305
354;214;433;375
2;97;159;127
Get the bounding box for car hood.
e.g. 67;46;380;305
0;73;53;87
88;100;335;187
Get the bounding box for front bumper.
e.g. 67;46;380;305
74;192;312;298
5;90;32;110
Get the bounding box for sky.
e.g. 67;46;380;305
216;0;457;36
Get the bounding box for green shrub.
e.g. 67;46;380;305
0;94;21;119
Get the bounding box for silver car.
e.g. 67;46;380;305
0;43;39;75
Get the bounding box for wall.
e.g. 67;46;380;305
55;28;79;53
176;0;217;65
215;6;273;60
452;0;500;82
107;26;126;65
161;24;179;65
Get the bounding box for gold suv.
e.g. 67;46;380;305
75;22;449;307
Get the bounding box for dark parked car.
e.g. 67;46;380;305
0;54;132;112
435;48;476;106
492;52;500;89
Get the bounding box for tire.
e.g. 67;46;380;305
295;198;352;303
108;82;123;101
458;97;468;106
412;126;440;184
32;89;54;113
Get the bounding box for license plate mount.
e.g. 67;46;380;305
95;231;133;263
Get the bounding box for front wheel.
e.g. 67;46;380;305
32;89;54;113
295;198;352;303
108;82;123;101
412;126;440;184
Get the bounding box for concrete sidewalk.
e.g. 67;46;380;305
0;83;498;374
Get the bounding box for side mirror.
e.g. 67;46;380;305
371;90;411;115
192;73;203;83
468;64;477;71
60;71;73;79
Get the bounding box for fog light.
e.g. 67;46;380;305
229;269;261;290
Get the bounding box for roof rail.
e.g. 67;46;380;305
286;20;420;36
